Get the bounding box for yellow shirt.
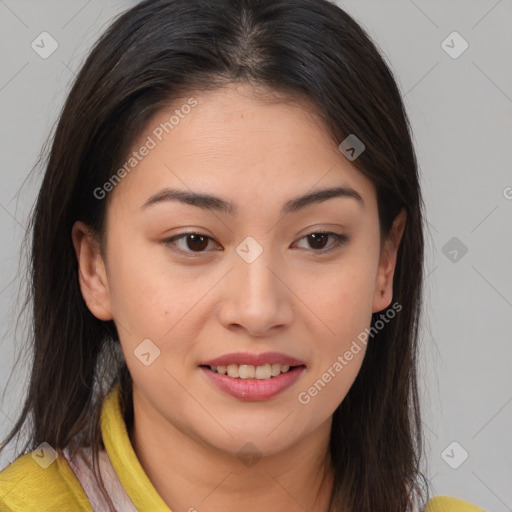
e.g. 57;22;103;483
0;383;485;512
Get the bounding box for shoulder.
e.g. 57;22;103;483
0;449;93;512
425;496;486;512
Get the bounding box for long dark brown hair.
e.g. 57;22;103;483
1;0;429;510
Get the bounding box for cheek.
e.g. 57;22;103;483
296;250;376;406
106;237;217;355
302;254;377;340
105;237;177;336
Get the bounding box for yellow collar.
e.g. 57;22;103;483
100;382;481;512
100;382;172;512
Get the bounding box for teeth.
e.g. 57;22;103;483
209;363;294;379
255;364;271;379
238;364;255;379
227;364;239;378
271;363;281;377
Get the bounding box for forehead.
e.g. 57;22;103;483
107;83;375;215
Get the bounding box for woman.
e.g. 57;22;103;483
0;0;484;510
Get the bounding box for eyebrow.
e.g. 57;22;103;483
140;185;364;215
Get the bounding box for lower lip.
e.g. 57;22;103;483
200;366;306;401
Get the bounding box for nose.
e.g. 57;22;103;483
218;244;294;337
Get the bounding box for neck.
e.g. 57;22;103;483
129;389;335;512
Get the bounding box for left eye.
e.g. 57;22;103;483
164;231;349;255
294;231;349;252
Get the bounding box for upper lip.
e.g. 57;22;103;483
201;351;306;367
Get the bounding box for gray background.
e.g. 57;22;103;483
0;1;511;510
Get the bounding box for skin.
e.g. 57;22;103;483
72;82;405;511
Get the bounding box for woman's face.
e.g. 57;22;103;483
73;82;404;458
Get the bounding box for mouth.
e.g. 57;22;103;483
199;351;307;400
200;363;303;379
199;355;307;401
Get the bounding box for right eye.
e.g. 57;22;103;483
163;232;221;256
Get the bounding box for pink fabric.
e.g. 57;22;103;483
62;446;138;512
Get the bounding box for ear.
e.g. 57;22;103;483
372;209;406;313
71;221;113;321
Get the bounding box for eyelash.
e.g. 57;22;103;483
163;231;349;257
